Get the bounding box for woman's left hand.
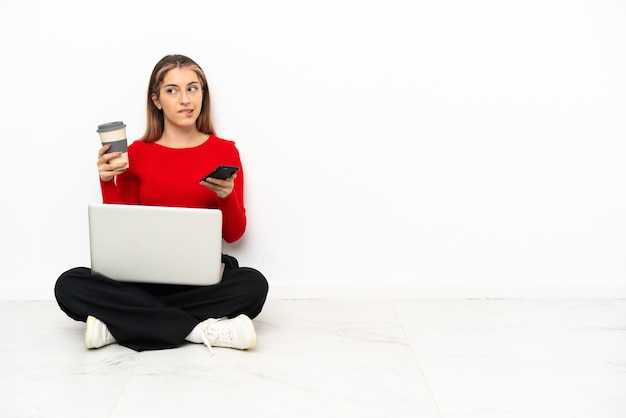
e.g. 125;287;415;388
200;174;236;198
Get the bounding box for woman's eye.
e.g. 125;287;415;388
188;86;198;93
166;88;178;95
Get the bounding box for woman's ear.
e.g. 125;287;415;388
151;93;161;110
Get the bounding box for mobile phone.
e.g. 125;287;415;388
200;165;240;182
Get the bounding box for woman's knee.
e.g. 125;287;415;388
54;267;92;321
239;267;268;318
54;267;91;299
242;267;269;298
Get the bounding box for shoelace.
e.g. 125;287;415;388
200;317;230;355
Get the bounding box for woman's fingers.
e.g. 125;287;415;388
200;175;235;198
97;145;127;181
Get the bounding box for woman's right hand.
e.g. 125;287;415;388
97;144;128;181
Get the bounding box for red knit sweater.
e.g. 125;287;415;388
100;135;246;243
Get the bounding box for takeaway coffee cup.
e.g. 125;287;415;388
97;121;129;171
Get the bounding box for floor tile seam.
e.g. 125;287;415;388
107;362;139;417
435;406;626;416
418;359;625;366
249;361;426;368
392;304;444;418
398;325;621;330
256;324;405;329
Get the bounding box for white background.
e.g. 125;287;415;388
1;0;625;300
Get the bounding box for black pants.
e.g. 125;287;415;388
54;256;268;351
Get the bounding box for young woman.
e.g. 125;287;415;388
54;54;268;353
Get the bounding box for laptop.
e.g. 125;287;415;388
88;203;224;285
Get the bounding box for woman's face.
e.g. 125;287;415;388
153;67;204;129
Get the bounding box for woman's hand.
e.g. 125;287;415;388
97;144;128;182
200;174;236;198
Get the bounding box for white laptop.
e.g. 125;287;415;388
88;203;224;285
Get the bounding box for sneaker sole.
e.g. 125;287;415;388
237;314;257;350
84;315;98;349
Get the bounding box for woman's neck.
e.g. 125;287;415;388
156;126;208;149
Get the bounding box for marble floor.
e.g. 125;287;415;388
0;298;625;417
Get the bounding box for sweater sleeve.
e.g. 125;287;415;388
100;172;139;204
218;146;247;243
100;177;122;204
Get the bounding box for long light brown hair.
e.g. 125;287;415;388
139;54;215;143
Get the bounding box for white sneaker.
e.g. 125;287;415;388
84;315;116;349
201;314;257;353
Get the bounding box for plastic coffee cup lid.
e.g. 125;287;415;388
97;121;126;133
